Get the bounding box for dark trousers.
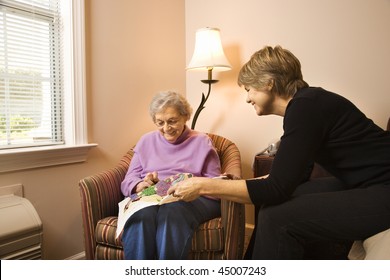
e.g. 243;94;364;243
246;177;390;259
122;197;220;260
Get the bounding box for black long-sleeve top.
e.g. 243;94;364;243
246;87;390;206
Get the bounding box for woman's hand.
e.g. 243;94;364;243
135;171;159;193
169;176;251;204
221;173;241;180
167;177;208;202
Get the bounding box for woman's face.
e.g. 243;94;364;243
245;86;275;116
154;106;187;143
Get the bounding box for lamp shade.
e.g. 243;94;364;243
187;27;231;71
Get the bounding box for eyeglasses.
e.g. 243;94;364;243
154;118;180;128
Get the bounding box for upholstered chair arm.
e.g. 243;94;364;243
219;142;242;179
79;149;133;259
207;133;245;259
79;166;127;259
220;141;245;259
220;199;245;259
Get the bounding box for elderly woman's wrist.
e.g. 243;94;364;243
199;178;213;196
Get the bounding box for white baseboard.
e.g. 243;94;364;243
245;223;255;230
244;223;254;252
65;251;85;260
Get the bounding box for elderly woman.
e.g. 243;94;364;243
120;91;221;260
169;46;390;259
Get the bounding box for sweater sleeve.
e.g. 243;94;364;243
120;150;143;197
246;96;325;205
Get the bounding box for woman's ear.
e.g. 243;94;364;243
268;79;274;91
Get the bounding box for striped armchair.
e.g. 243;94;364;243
79;133;245;260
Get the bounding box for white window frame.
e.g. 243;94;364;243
0;0;96;173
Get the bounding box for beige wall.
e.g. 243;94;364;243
0;0;185;259
1;0;389;259
185;0;390;224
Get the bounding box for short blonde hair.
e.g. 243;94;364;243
238;45;308;98
149;91;193;122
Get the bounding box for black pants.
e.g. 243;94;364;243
245;177;390;259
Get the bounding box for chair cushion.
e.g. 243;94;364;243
95;244;124;260
364;228;390;259
348;228;390;260
191;218;224;252
95;216;224;254
96;217;123;249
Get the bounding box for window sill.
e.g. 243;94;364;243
0;143;97;173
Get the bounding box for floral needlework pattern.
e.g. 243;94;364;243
116;173;193;238
128;173;193;204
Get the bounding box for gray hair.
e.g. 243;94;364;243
149;91;193;122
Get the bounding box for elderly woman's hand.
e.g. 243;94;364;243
167;177;208;202
135;171;159;193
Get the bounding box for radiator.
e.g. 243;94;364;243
0;195;43;259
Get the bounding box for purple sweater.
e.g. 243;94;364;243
121;126;221;196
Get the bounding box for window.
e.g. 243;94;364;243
0;0;96;173
1;0;63;148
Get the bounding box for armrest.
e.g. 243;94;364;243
80;167;126;218
214;135;245;259
220;143;242;179
79;165;127;259
221;199;245;259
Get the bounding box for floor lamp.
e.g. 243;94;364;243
186;27;231;130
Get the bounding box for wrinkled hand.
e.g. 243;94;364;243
135;171;159;193
167;177;207;202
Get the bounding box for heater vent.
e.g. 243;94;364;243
0;195;43;259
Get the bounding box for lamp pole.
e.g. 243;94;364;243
191;68;218;130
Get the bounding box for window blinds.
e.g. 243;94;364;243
0;0;63;149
